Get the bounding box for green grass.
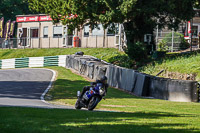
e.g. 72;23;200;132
0;48;134;68
0;67;200;132
46;67;200;132
0;48;124;62
139;52;200;81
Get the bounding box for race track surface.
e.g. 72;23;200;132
0;68;74;109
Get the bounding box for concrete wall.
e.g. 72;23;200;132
66;54;199;102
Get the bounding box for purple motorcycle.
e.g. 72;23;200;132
75;82;107;111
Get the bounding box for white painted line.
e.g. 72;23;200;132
40;69;57;104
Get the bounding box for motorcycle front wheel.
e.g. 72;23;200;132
88;96;100;111
75;99;82;109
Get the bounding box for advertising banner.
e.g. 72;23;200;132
39;15;52;21
9;21;16;38
3;20;11;40
16;16;39;22
0;17;4;38
188;21;191;34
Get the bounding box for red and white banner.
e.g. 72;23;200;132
16;14;78;23
16;16;39;22
39;16;52;21
16;15;54;22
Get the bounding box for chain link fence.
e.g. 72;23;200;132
154;30;190;52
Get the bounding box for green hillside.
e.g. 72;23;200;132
139;52;200;81
0;48;132;68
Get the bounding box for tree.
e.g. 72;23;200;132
28;0;196;61
0;0;33;22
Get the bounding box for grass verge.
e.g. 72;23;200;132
139;52;200;81
47;67;200;132
0;48;133;68
1;67;200;132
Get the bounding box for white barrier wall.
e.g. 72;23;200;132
59;55;67;67
2;59;15;69
29;57;44;68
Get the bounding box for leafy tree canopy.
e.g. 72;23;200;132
28;0;196;30
28;0;197;60
0;0;33;22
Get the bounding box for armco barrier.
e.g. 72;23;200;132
0;55;67;69
124;69;137;92
112;66;120;88
0;54;198;102
29;57;44;67
115;67;122;89
60;55;200;102
149;77;170;100
168;79;198;102
91;60;108;80
66;55;71;68
121;68;127;90
15;58;29;68
87;61;95;79
2;59;15;69
93;65;107;80
133;73;150;96
59;55;67;67
106;65;113;86
107;65;116;87
44;56;59;66
73;58;80;71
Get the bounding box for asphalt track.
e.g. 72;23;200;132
0;68;74;109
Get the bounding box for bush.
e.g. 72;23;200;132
125;41;147;61
108;54;134;68
180;40;190;50
157;40;168;52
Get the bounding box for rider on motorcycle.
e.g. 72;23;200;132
79;75;108;99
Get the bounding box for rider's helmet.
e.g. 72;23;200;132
100;76;107;84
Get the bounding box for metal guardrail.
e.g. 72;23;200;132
15;58;29;68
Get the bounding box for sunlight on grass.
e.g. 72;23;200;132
0;48;126;63
140;53;200;81
1;66;200;132
47;67;200;113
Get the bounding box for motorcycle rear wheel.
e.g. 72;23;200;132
88;96;99;111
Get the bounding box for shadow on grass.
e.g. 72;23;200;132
51;79;141;100
0;107;198;133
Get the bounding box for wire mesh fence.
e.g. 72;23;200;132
154;30;191;52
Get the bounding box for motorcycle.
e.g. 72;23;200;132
75;82;107;111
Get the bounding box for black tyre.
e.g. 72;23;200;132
88;96;99;111
75;99;82;109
